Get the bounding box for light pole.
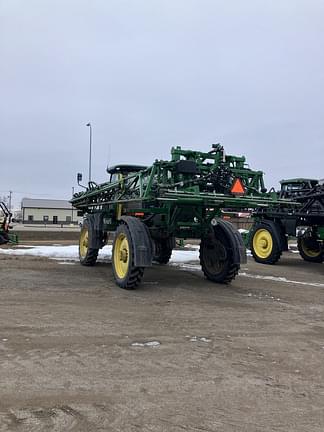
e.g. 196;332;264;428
86;122;92;183
8;191;12;212
71;186;74;223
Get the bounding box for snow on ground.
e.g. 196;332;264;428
0;245;91;260
0;244;199;263
240;272;324;288
0;242;286;263
1;244;318;289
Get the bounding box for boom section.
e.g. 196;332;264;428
71;145;296;239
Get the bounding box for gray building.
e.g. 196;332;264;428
21;198;79;225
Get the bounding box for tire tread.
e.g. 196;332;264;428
199;230;240;284
297;238;324;263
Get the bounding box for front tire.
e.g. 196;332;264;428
112;223;144;289
298;238;323;263
250;223;282;264
200;227;239;284
79;219;99;266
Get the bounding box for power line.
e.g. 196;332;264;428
0;189;69;198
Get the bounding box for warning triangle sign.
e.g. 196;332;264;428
230;178;245;194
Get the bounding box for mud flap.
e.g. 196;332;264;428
120;216;154;267
85;213;106;249
213;219;247;265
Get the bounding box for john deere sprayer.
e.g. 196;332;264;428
249;178;324;264
71;144;294;289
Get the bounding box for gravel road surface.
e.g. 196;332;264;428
0;251;323;431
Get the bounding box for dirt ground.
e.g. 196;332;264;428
0;250;323;431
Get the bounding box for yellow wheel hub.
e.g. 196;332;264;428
114;233;130;279
79;227;89;258
253;229;273;259
300;239;321;257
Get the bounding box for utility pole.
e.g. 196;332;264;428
72;186;75;223
86;122;92;183
8;191;12;212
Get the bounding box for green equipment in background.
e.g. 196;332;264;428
249;178;324;264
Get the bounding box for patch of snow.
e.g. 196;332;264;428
170;249;199;263
246;291;282;301
188;336;211;343
0;245;78;258
131;341;160;347
0;244;201;264
240;272;324;288
0;245;112;260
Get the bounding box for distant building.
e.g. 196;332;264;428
21;198;80;225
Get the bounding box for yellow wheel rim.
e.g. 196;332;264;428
79;227;89;258
113;233;130;279
253;229;273;259
300;239;321;257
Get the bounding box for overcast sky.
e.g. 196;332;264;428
1;0;323;207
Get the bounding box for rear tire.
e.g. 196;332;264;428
297;238;323;263
153;238;174;264
79;219;99;266
112;223;144;289
250;223;282;264
200;227;239;284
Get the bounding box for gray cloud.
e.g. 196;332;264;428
1;0;323;206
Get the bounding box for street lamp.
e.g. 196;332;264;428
86;122;92;183
71;186;74;223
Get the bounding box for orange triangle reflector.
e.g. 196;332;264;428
230;178;245;194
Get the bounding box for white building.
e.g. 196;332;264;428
21;198;79;225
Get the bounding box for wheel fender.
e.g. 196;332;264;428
214;219;247;265
85;213;105;249
251;220;285;252
120;216;153;267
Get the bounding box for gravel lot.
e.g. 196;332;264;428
0;249;323;431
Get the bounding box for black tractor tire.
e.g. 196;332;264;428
297;238;324;263
0;233;9;245
112;223;144;289
153;238;174;264
250;223;282;264
200;226;240;284
79;219;99;266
